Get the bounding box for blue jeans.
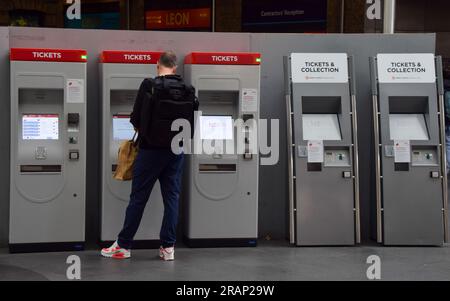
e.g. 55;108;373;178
118;148;184;249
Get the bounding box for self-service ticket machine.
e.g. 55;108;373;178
9;48;87;252
285;53;361;246
184;52;261;247
371;53;449;245
100;51;163;247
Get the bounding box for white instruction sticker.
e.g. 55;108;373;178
394;140;411;163
307;140;324;163
67;79;85;103
242;89;258;112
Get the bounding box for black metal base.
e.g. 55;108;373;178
98;240;161;249
9;242;85;254
183;237;258;248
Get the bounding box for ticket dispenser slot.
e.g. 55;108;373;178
68;113;80;131
242;114;254;160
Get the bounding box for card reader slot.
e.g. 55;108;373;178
20;165;62;173
199;164;236;173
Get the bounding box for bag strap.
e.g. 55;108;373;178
131;131;138;142
131;131;140;147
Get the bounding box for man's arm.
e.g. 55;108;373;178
130;79;151;129
189;85;199;111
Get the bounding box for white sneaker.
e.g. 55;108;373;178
159;246;175;261
101;241;131;259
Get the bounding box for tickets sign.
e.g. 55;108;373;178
290;53;349;83
377;53;436;84
10;48;87;63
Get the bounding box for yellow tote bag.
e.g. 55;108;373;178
113;132;138;181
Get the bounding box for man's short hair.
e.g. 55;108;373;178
159;51;178;68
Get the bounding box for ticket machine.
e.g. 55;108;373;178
184;52;261;247
99;51;163;247
9;48;87;252
371;53;448;245
285;53;361;246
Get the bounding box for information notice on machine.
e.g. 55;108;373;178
377;53;436;83
67;79;85;103
394;140;411;163
242;88;258;112
307;140;324;163
290;53;349;83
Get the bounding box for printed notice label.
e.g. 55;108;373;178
291;53;349;83
377;53;436;83
67;79;84;103
307;140;324;163
242;89;258;112
394;140;411;163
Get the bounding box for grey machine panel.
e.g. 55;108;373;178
371;54;448;246
9;56;87;251
100;60;163;246
285;53;360;246
184;56;260;246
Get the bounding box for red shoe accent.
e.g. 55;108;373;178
112;252;127;259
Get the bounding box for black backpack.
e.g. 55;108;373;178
142;75;197;148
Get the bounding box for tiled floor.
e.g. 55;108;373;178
0;241;449;281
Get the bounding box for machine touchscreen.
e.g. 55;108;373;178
200;115;234;140
22;114;59;140
113;115;135;141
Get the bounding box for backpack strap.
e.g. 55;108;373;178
145;78;155;95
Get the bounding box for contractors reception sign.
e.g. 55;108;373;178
242;0;327;32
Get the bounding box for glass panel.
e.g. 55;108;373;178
302;114;342;141
389;114;429;140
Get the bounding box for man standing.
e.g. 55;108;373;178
101;51;198;261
